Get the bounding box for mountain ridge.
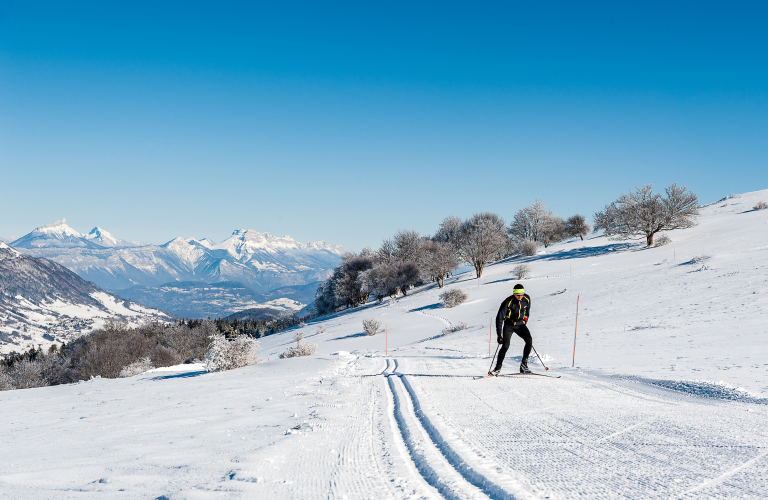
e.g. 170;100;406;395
10;220;345;293
0;242;170;353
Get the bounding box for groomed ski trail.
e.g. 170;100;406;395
396;356;768;499
385;358;531;500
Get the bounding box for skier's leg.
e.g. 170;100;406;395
514;325;533;362
494;328;513;370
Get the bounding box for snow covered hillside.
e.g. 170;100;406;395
11;220;344;295
2;189;767;499
0;243;170;354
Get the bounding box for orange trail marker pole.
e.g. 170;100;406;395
489;320;491;356
572;295;580;367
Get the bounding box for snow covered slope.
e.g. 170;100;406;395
12;223;344;293
2;189;767;499
0;243;170;354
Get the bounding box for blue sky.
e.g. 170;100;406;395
1;1;766;251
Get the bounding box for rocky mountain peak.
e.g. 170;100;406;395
34;218;82;237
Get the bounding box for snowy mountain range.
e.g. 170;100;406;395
9;220;345;294
0;242;170;354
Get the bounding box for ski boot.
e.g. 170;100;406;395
490;367;501;377
519;359;531;374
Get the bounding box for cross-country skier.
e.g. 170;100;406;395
492;284;532;376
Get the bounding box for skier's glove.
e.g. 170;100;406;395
497;336;503;344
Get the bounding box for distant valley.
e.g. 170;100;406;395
117;280;322;319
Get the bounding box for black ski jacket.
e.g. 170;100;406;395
495;293;531;337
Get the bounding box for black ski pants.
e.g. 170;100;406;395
495;323;532;369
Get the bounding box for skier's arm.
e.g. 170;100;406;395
525;295;531;321
495;300;508;337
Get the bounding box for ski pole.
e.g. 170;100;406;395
487;344;500;375
572;295;580;367
531;345;549;371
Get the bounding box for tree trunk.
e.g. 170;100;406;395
579;234;584;241
474;262;484;278
646;233;654;246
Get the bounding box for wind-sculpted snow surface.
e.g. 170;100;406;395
615;375;768;404
2;188;768;498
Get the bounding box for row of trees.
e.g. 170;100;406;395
315;206;590;314
314;231;459;314
315;183;699;316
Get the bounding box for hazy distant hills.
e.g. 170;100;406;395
0;242;170;353
10;219;344;294
116;280;321;319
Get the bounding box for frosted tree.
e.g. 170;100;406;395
433;215;463;253
393;230;424;263
333;253;375;307
376;238;398;265
456;212;508;278
314;278;339;315
507;200;550;243
540;214;567;248
314;250;374;313
419;240;459;287
565;215;591;240
359;260;420;299
391;261;420;296
593;183;699;246
358;264;399;301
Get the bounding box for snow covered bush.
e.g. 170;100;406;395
515;239;539;256
440;288;467;308
0;367;14;391
755;201;768;210
316;325;327;335
279;342;318;358
150;344;182;367
119;357;154;378
441;321;470;335
688;255;709;264
7;360;46;389
654;234;671;247
279;331;318;358
204;334;261;372
363;318;383;336
513;264;531;279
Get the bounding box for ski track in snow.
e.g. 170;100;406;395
393;357;768;499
